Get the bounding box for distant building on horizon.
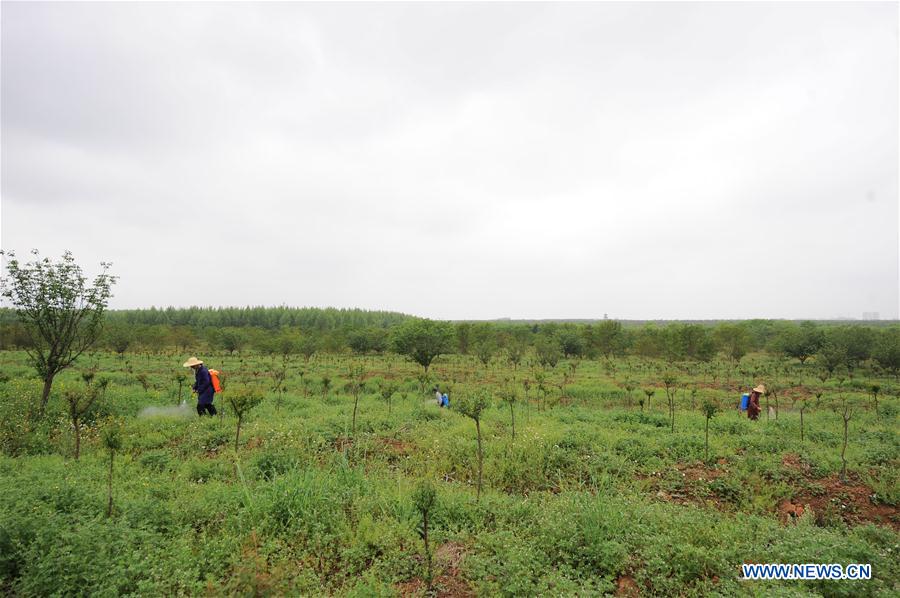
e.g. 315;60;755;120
862;311;880;320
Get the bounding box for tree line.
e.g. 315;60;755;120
2;308;896;376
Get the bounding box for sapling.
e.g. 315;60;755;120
662;373;677;431
624;381;635;408
81;366;96;386
869;384;881;414
62;381;104;460
227;384;263;451
344;365;366;436
102;421;122;517
838;396;853;482
172;372;185;405
412;481;437;589
298;369;307;398
271;364;287;411
499;385;519;439
701;399;718;461
535;371;548;411
320;375;332;401
768;382;780;420
379;380;398;414
798;399;809;442
416;371;431;395
643;388;655;411
457;389;490;500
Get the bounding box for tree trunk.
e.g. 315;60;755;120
840;413;849;482
800;409;805;442
423;510;432;587
352;394;359;436
704;417;709;461
106;450;114;517
73;418;81;460
40;376;54;417
509;402;516;440
235;416;243;452
475;419;483;501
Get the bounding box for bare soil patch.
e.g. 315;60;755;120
643;458;898;530
396;542;473;597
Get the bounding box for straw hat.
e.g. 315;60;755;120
183;357;203;368
753;384;766;394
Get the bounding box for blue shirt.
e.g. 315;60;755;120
193;365;215;405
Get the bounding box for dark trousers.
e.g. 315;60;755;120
197;403;217;416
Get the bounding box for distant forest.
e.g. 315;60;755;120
1;307;897;376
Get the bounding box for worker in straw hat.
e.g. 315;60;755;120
747;384;765;421
183;357;217;416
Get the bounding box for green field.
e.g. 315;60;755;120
1;347;897;597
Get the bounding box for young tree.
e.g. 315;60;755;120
216;328;245;356
505;330;529;369
643;388;656;411
456;389;490;500
798;399;810;442
172;372;186;405
297;335;320;362
535;335;562;368
622;381;636;409
1;250;117;416
271;363;288;410
591;320;626;360
872;328;900;380
62;379;107;459
412;481;438;589
663;373;678;431
227;385;263;451
102;420;123;517
470;323;498;368
869;384;881;415
777;322;823;364
391;319;454;374
713;323;750;364
817;342;847;377
499;385;519;440
344;365;366;436
320;375;332;401
103;321;134;356
701;399;719;461
837;396;853;482
379;380;399;415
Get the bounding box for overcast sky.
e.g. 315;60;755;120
2;2;898;320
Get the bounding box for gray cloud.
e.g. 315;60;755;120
2;2;897;319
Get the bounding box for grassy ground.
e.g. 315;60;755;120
0;350;897;596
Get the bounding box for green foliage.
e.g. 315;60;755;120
412;480;437;586
873;327;900;378
390;318;454;372
456;390;490;423
776;321;823;364
0;347;898;595
227;384;264;451
535;334;562;367
1;250;117;415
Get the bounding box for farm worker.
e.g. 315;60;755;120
183;357;217;416
747;384;764;421
441;393;449;408
434;386;442;406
